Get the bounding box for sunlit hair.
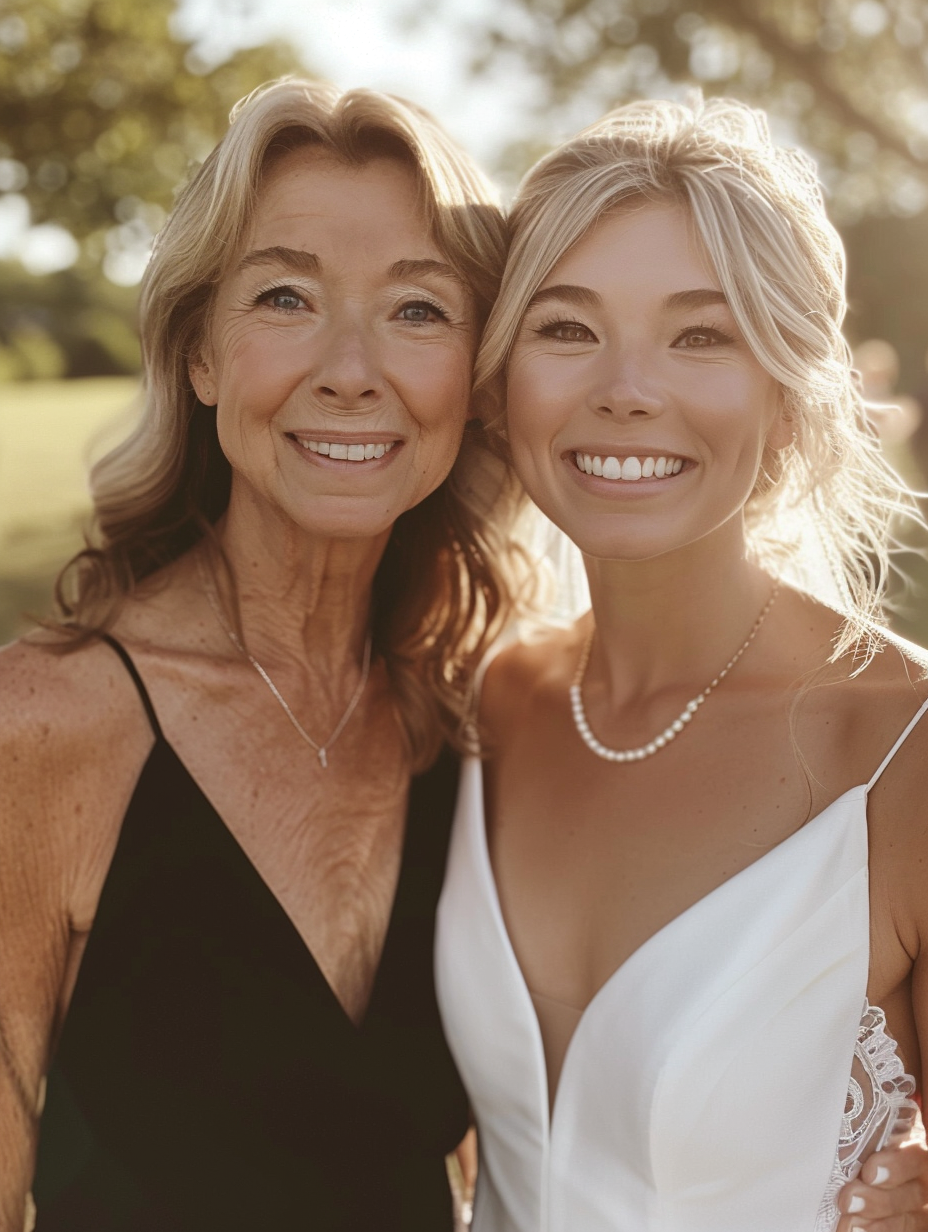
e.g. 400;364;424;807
476;95;921;658
54;77;524;768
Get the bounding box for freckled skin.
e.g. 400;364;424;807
0;150;480;1227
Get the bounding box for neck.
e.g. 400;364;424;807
582;519;775;702
208;489;390;670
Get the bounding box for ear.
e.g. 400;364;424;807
189;350;217;407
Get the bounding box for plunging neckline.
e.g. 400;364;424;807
471;759;869;1128
95;733;415;1032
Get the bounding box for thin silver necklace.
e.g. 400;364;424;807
198;559;372;770
570;581;780;763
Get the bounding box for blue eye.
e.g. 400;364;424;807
399;300;447;323
253;286;305;312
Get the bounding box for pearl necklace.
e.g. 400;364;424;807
199;560;372;770
569;581;780;763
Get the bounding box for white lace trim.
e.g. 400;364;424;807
815;1000;921;1231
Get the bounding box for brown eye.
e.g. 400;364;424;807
673;326;734;348
538;320;595;343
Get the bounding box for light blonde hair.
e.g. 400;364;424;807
55;77;525;768
477;96;921;658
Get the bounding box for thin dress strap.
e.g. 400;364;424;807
98;632;164;742
866;693;928;792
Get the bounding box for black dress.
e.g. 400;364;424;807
32;636;468;1231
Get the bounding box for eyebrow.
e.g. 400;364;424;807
663;288;729;310
237;246;321;276
525;284;602;311
235;249;466;293
525;284;729;313
388;258;466;289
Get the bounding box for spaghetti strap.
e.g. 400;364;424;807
98;632;164;742
866;693;928;792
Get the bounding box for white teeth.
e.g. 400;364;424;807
574;453;685;482
300;440;396;461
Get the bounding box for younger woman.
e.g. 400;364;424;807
437;97;928;1231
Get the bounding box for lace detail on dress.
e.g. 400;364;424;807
815;1000;921;1231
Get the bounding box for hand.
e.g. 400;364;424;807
836;1140;928;1230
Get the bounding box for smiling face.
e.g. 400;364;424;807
189;147;477;542
505;202;787;563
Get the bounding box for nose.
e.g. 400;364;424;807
312;318;383;411
588;345;664;420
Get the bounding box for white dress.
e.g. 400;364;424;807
435;699;927;1232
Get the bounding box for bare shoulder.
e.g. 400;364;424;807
480;622;587;745
0;633;154;894
0;632;151;757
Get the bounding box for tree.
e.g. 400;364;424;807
0;0;302;246
469;0;928;221
450;0;928;389
0;0;304;374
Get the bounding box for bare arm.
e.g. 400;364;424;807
0;640;150;1226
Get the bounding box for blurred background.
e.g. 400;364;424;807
2;0;928;645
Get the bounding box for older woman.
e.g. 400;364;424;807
437;98;928;1230
0;79;520;1230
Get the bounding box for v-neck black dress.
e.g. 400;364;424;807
31;636;468;1231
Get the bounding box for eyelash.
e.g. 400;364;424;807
398;297;450;324
533;317;593;342
530;318;736;347
249;286;451;324
252;283;307;313
673;323;735;347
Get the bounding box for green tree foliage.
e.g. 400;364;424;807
474;0;928;220
0;0;304;376
0;0;301;241
463;0;928;387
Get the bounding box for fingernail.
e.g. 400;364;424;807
872;1163;890;1184
847;1194;866;1213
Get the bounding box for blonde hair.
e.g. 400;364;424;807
55;77;524;768
477;96;921;657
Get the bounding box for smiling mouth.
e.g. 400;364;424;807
573;452;686;481
289;437;399;461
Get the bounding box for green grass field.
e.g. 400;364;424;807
0;377;140;642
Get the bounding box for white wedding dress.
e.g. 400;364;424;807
435;698;927;1232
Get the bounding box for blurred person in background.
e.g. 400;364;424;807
0;77;520;1231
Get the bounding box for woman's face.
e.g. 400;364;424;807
505;202;787;563
190;147;477;541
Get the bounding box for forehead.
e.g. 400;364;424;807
240;146;438;265
543;201;719;292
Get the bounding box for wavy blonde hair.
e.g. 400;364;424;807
55;77;525;768
477;96;921;658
